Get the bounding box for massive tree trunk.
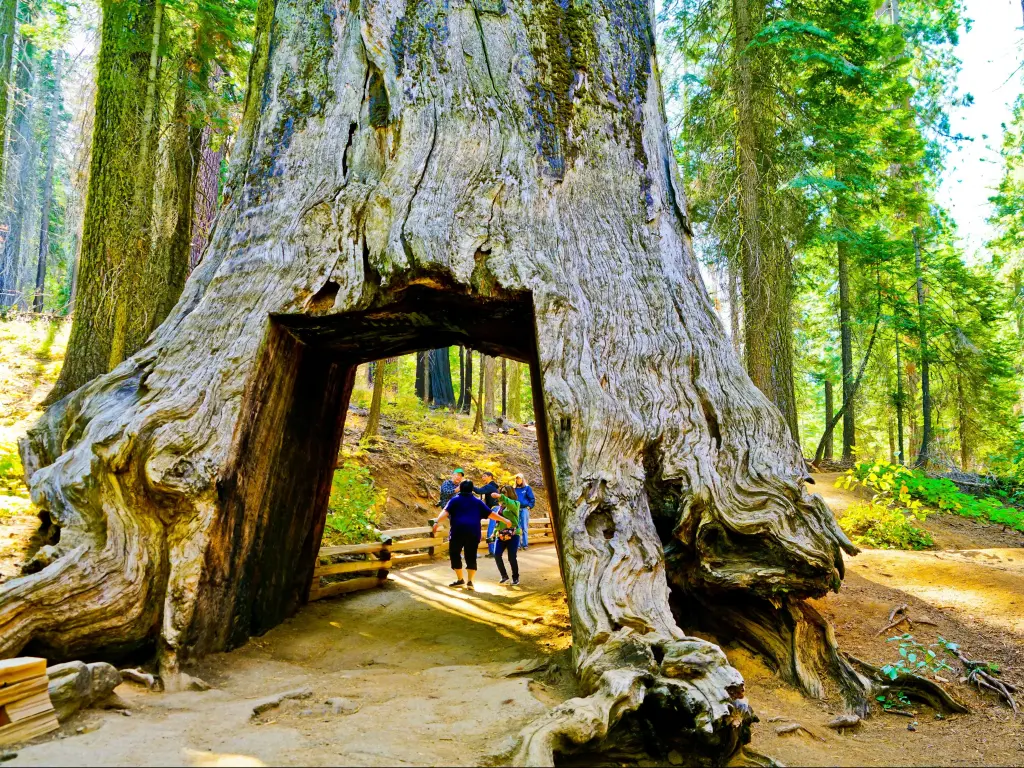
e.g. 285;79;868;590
4;0;862;761
428;348;456;408
44;0;165;403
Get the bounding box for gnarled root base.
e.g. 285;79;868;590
673;592;872;715
514;631;754;766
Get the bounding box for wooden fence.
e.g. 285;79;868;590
308;515;556;602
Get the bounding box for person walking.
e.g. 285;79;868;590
439;469;464;510
514;473;536;550
433;480;509;590
490;485;522;585
474;471;499;556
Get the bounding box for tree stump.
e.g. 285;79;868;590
1;0;861;762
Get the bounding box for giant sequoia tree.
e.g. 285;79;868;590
3;0;867;762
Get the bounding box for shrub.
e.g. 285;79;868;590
839;460;1024;533
322;461;386;545
838;501;933;550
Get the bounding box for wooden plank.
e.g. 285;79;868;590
378;526;433;538
0;710;59;747
0;659;46;688
319;542;386;558
391;552;432;565
0;677;46;708
6;692;53;722
389;537;447;552
314;559;392;578
309;576;385;602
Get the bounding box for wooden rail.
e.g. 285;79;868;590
308;513;555;602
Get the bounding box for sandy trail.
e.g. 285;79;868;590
8;478;1024;767
10;548;575;767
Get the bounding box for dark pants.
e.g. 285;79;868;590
494;534;520;580
449;528;480;571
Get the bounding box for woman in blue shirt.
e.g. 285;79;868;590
432;480;510;590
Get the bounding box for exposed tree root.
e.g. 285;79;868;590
845;654;970;714
514;631;754;766
948;648;1018;713
876;604;938;636
673;592;872;715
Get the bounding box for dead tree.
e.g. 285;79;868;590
2;0;862;763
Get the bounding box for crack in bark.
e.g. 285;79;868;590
398;103;438;266
471;5;500;98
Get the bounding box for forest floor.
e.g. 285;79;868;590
1;318;1024;765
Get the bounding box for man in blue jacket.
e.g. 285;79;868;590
514;473;536;549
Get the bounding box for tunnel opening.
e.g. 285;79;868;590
213;284;565;648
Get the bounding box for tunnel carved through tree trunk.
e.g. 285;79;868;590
3;0;862;762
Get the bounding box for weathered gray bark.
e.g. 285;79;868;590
3;0;860;761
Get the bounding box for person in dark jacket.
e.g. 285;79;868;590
474;471;500;556
514;473;536;549
433;480;509;590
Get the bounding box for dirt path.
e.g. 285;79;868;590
10;549;576;767
8;475;1024;767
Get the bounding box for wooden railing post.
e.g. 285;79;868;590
377;537;393;585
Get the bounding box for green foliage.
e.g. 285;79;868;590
322;461;386;545
880;633;956;681
838;501;932;550
841;460;1024;532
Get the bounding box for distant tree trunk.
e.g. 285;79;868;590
887;417;895;464
508;361;522;423
0;26;38;309
956;371;969;470
837;238;856;461
894;330;905;464
32;53;62;313
822;380;834;461
428;348;456;408
363;359;385;441
0;0;17;194
150;77;202;324
45;0;164;404
457;346;465;408
461;348;473;414
472;353;485;434
423;351;432;403
733;0;798;442
415;351;425;400
907;362;919;458
483;355;495;419
728;262;742;356
501;357;507;417
912;228;931;467
189;65;225;271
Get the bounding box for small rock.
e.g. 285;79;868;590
0;751;17;762
667;750;684;765
121;710;132;717
907;722;917;732
251;687;313;718
325;697;359;715
826;714;861;730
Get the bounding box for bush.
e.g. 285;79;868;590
840;459;1024;533
838;502;933;550
322;461;386;545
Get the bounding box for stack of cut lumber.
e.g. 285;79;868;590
0;658;59;746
